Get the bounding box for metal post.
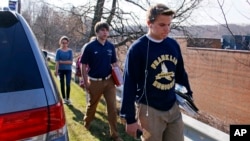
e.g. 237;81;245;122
18;0;21;13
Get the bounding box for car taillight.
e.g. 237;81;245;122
0;100;66;140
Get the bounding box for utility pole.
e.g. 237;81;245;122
8;0;21;13
18;0;21;13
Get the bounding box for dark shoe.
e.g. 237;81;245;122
83;123;90;130
112;136;123;141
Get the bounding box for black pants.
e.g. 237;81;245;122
59;70;72;99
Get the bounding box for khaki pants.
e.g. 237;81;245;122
84;77;119;138
137;102;184;141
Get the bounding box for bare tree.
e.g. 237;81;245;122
216;0;234;36
22;0;203;51
85;0;203;47
215;0;250;50
90;0;106;38
33;4;54;50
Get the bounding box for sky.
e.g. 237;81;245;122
192;0;250;25
50;0;250;25
1;0;249;25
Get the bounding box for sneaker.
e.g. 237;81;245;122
67;99;72;105
84;123;90;130
63;99;67;104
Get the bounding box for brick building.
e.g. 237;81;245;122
176;38;250;132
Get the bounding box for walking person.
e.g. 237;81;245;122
80;21;123;141
120;3;193;141
55;35;73;105
80;36;96;55
79;36;96;86
79;36;96;103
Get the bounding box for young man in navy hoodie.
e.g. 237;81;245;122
120;3;193;141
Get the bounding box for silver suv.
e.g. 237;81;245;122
0;10;69;140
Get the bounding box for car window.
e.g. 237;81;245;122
0;21;43;93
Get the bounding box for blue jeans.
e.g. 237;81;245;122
58;70;72;99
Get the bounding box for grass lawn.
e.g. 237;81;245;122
48;62;136;141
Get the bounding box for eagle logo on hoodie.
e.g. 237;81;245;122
151;54;177;90
155;63;174;81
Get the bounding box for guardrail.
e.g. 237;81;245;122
116;86;229;141
183;114;229;141
46;51;229;141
